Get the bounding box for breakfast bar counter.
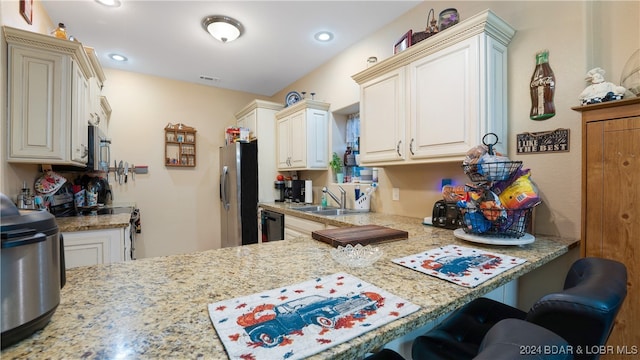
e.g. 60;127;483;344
1;210;578;359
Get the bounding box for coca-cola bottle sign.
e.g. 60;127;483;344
530;50;556;120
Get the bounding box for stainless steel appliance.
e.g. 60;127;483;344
219;141;259;248
283;179;305;203
261;210;284;242
87;124;111;172
432;200;463;229
1;193;65;349
274;181;286;202
291;180;305;203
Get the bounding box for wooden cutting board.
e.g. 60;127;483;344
312;225;409;247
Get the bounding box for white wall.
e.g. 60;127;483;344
102;69;266;257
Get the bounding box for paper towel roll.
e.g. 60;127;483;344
305;180;313;204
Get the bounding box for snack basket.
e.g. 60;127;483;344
458;202;539;238
462;161;523;182
457;133;539;239
462;133;522;182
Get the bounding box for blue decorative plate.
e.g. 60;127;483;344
285;91;301;107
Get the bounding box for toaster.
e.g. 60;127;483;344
432;200;463;229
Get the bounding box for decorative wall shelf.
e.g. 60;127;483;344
165;123;196;167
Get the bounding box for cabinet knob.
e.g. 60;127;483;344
410;138;415;155
396;140;402;157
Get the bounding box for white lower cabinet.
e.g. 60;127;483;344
284;215;326;239
62;226;131;269
283;214;340;240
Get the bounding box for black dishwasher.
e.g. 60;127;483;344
261;210;284;242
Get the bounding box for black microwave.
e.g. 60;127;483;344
87;125;111;172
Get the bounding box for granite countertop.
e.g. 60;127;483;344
55;213;131;232
54;203;136;232
1;205;578;359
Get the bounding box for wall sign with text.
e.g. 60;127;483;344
517;128;569;154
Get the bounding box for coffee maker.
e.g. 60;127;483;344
274;181;285;202
282;180;305;203
291;180;305;203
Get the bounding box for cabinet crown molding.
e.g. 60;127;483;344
352;9;516;85
235;99;284;119
84;46;106;84
3;26;93;80
276;99;330;119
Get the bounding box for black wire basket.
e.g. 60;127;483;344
462;161;523;182
458;202;539;238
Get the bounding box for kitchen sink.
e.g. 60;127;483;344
290;205;338;212
306;209;363;216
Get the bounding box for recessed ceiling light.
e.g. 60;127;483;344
314;31;334;42
109;53;128;62
95;0;121;7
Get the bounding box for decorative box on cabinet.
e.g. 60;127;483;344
235;100;284;202
165;123;196;167
352;10;515;166
4;26;94;166
572;97;640;349
276;99;329;171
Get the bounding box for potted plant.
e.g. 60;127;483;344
329;152;344;183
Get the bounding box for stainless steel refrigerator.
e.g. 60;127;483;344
219;141;258;248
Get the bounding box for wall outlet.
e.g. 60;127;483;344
392;188;400;201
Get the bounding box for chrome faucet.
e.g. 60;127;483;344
322;186;346;209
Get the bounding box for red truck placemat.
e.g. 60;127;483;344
392;245;526;288
208;273;419;360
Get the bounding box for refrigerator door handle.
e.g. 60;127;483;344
220;166;230;211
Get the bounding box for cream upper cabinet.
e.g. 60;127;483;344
359;67;407;162
235;99;283;139
70;61;91;163
235;100;284;202
353;10;515;166
4;26;94;166
85;47;107;127
276;100;329;171
98;96;112;135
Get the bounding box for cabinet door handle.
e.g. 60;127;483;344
396;140;402;157
410;138;415;155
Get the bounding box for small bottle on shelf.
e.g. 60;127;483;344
51;23;68;40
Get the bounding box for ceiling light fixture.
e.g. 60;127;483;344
95;0;121;7
314;31;334;42
109;53;128;62
202;15;244;43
